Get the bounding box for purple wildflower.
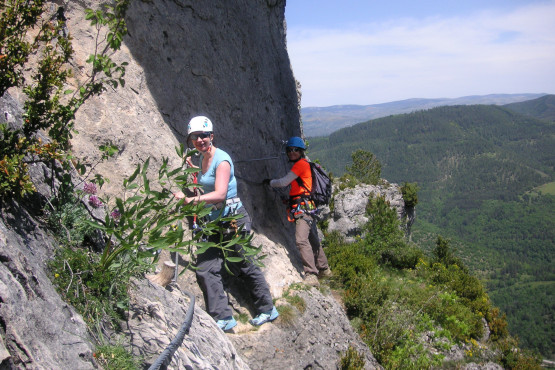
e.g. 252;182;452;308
110;209;121;220
83;182;97;195
88;195;103;208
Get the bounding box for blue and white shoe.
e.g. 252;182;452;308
216;316;237;331
249;306;279;326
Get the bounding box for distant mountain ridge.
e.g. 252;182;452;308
503;94;555;122
302;93;548;137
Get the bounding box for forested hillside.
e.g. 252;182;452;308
503;94;555;122
308;103;555;359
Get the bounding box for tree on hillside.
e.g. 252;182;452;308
401;182;418;208
400;182;418;240
346;149;381;185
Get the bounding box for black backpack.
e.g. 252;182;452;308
296;161;332;206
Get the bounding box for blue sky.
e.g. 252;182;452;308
285;0;555;107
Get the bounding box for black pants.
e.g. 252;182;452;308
195;206;273;320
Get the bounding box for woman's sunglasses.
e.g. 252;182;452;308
190;132;211;141
286;147;302;153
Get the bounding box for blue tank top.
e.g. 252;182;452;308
198;148;241;220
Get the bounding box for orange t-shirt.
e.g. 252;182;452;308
290;159;312;197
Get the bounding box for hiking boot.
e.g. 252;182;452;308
216;316;237;331
249;306;279;326
303;273;320;287
318;268;332;278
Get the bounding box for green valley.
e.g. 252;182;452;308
307;97;555;359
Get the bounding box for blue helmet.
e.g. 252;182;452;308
286;136;306;150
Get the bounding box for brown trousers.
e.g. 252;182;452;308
295;213;329;275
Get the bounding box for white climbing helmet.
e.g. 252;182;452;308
187;116;213;135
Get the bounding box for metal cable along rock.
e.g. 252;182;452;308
148;290;196;370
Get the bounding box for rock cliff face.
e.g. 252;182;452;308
1;1;382;369
65;0;306;293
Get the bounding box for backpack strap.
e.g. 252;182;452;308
295;176;310;193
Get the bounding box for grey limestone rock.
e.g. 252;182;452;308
229;287;381;369
325;182;407;241
0;201;96;369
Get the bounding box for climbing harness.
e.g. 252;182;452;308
213;197;241;210
287;195;318;222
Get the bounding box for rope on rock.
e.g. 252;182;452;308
234;155;280;163
234;140;288;164
235;174;265;184
148;290;196;370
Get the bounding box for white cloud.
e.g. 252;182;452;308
287;2;555;106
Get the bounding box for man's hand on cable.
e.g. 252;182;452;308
262;178;272;185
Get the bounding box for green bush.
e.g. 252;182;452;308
432;235;464;268
325;232;376;289
46;194;99;248
494;336;542;370
379;241;423;269
363;196;404;255
337;173;359;190
345;149;381;185
486;307;509;341
339;346;366;370
324;201;506;368
342;269;391;323
432;291;483;340
94;343;142;370
48;245;133;329
400;182;419;208
386;338;443;370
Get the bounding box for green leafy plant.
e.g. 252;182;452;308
362;196;406;262
386;338;443;370
85;146;264;275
